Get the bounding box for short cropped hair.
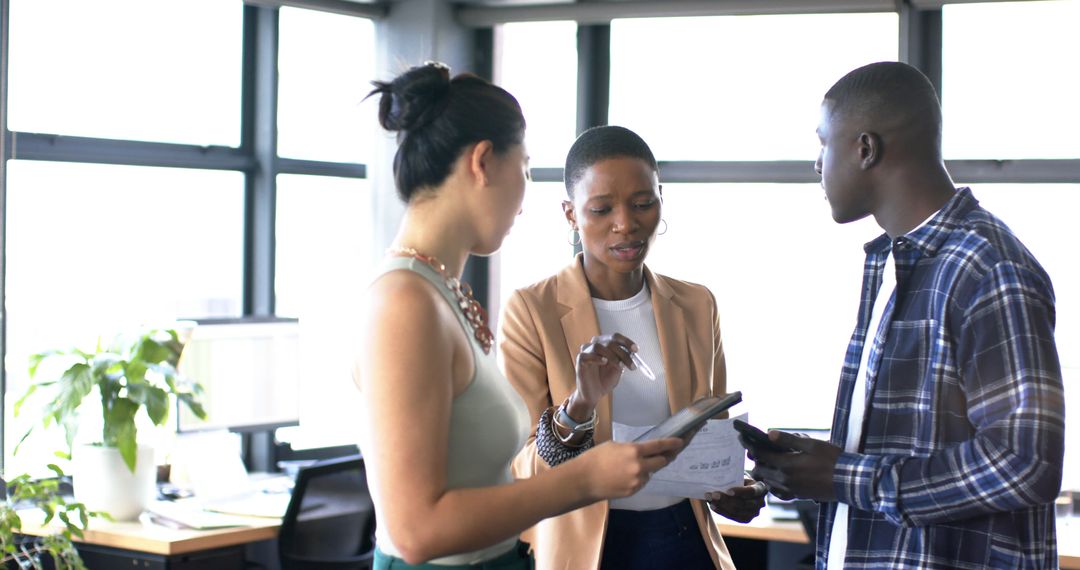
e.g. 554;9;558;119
824;61;942;135
564;126;658;198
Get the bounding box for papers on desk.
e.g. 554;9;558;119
142;500;259;530
613;413;748;499
199;490;291;518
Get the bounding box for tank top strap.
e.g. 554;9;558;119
375;256;485;357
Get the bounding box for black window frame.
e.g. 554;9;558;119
0;1;385;471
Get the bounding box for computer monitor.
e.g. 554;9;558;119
176;317;301;433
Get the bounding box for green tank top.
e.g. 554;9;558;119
371;257;530;565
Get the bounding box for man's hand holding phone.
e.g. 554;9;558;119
733;420;797;454
733;419;842;502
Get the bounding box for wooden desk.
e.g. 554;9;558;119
717;516;808;544
716;514;1080;569
19;511;281;568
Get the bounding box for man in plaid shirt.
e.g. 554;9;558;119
743;62;1065;569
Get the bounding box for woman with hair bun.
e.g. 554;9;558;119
354;63;688;570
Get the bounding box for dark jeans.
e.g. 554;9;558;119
601;500;715;570
374;541;533;570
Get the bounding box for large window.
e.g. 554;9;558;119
489;5;1078;491
492;21;580;325
646;183;878;430
942;1;1080;159
275;175;372;449
7;0;242;146
609;13;899;161
494;21;579;168
1;2;378;472
493;181;575;322
4;161;244;475
278;7;377;163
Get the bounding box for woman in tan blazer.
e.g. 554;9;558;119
499;126;767;570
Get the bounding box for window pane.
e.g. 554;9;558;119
278;8;377;163
609;14;898;161
957;184;1080;489
4;161;244;475
495;22;578;168
7;0;242;146
492;182;575;328
942;1;1080;159
275;174;373;448
645;183;879;430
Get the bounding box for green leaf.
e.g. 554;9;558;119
103;398;139;472
91;353;122;376
147;362;180;390
47;463;66;478
117;429;138;473
144;387;169;425
137;336;174;365
124;360;148;385
13;427;35;455
60;410;80;453
178;392;208;419
28;349;68;378
13;382;54;417
55;450;72;460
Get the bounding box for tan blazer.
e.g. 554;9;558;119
499;255;735;570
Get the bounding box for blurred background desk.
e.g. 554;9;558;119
19;514;280;569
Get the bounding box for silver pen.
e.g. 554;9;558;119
627;350;656;381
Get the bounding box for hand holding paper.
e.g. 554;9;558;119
613;414;749;500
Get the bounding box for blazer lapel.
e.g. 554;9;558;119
646;267;693;412
555;255;613;441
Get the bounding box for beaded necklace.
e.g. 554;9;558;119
388;247;494;354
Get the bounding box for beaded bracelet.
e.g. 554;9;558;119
536;406;594;467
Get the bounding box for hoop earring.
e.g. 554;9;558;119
657;219;668;236
567;228;581;246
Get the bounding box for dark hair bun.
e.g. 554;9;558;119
368;61;525;203
370;62;452;133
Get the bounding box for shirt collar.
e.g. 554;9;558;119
863;187;978;257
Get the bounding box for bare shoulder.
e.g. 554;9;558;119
367;269;444;315
362;270;460;351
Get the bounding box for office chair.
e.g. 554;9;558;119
278;454;376;570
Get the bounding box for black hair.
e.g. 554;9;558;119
563;125;659;198
824;61;942;144
368;62;526;202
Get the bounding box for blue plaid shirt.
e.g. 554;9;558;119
817;188;1065;569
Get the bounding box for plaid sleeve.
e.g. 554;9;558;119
835;260;1065;527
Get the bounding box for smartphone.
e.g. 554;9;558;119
733;419;796;453
633;392;742;442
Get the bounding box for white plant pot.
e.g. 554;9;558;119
71;444;156;521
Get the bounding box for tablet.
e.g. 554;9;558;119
633;391;743;442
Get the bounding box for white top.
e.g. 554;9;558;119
593;282;681;511
827;213;935;568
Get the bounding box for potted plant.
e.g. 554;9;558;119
0;467;104;570
15;327;207;521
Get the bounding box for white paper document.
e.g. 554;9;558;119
613;413;747;499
